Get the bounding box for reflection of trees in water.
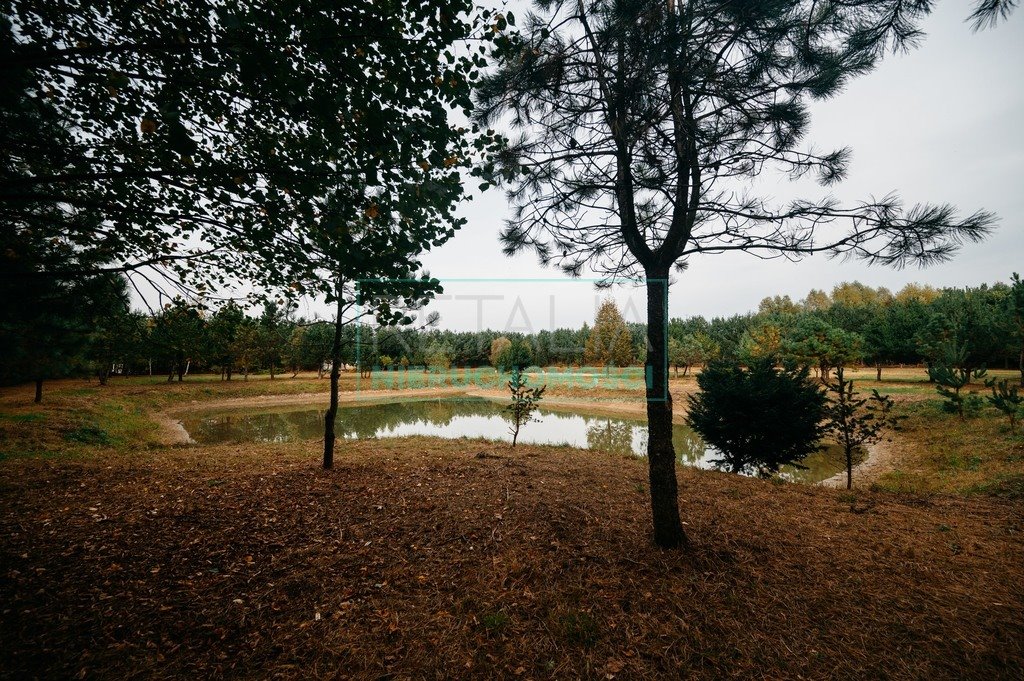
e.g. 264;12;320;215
336;398;497;438
672;425;709;466
189;398;505;443
586;420;635;456
188;411;324;444
188;401;848;483
779;444;859;484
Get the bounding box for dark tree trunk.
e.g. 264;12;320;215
876;364;882;382
227;365;233;381
644;274;688;549
34;379;42;403
846;445;853;490
323;282;344;470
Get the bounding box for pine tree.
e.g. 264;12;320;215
985;378;1024;433
506;368;546;447
687;359;828;478
476;0;1014;548
928;341;987;420
823;368;901;490
584;300;634;370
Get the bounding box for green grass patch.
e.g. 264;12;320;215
63;422;112;446
0;412;45;423
480;611;511;634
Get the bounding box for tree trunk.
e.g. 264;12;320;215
227;364;233;381
876;364;882;382
644;274;688;549
34;379;42;403
323;281;344;469
846;445;853;490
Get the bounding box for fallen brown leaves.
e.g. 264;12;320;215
1;437;1022;679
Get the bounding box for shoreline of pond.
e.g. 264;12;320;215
157;386;888;486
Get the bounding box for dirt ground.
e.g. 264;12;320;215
1;437;1022;680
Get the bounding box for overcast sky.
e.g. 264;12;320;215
384;1;1023;332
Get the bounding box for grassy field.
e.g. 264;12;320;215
1;368;1022;678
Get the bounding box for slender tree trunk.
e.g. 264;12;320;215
323;280;344;469
34;379;42;403
227;364;233;381
644;274;687;549
876;364;882;382
846;445;853;490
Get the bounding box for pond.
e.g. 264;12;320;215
180;396;853;483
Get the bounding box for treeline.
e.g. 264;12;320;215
4;277;1022;398
672;279;1024;383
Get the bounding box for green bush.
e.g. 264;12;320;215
687;358;827;477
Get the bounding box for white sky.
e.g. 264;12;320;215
396;1;1023;332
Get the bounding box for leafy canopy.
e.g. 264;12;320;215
2;0;503;298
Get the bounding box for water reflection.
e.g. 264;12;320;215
180;397;851;483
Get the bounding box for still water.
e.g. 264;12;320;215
179;397;850;483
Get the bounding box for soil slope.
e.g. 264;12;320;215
1;437;1022;679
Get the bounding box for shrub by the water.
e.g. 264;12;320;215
687;359;827;477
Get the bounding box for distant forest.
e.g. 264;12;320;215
3;276;1021;388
